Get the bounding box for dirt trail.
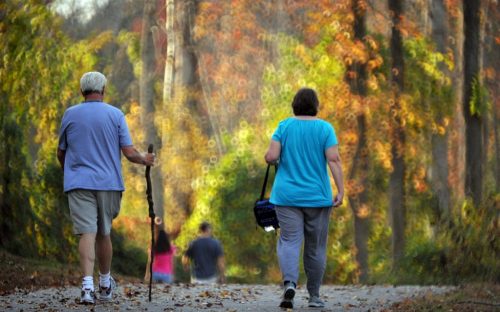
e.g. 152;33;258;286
0;283;452;311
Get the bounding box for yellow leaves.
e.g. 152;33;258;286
431;122;447;136
367;75;380;91
365;35;379;51
294;44;313;66
342;131;358;145
442;117;450;127
436;126;446;135
125;102;145;144
367;55;384;71
374;141;392;171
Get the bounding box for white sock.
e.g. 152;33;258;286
99;272;110;288
82;276;94;290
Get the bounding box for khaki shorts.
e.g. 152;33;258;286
68;190;121;235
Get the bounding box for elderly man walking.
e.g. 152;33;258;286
57;71;154;304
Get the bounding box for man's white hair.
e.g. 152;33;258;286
80;71;107;93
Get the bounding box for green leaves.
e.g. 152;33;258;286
0;0;108;262
469;77;490;117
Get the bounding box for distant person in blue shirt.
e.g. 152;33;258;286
57;71;155;304
265;88;344;309
182;221;225;284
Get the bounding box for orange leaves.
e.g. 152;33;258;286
294;44;313;66
356;204;370;218
484;67;496;81
412;167;428;193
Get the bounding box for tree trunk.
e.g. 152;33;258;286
462;0;483;206
0;119;10;246
163;0;214;232
180;0;223;153
388;0;406;269
163;0;175;105
140;0;164;218
346;0;370;283
449;5;465;204
429;0;450;218
495;101;500;193
483;1;500;193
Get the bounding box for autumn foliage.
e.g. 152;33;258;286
0;0;498;283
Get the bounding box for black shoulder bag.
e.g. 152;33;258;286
254;164;279;231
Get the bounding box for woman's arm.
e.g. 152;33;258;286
325;145;345;206
265;140;281;164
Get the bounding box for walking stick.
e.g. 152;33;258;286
145;144;155;302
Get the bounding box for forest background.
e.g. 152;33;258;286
0;0;498;286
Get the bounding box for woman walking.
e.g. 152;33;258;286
265;88;344;309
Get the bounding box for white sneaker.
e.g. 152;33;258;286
279;282;296;309
98;276;116;301
308;296;325;308
80;288;95;304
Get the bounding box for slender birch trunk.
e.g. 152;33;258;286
140;0;164;218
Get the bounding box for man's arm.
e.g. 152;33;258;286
264;140;281;164
121;146;154;166
57;148;66;170
217;256;226;284
181;254;190;272
325;145;345;207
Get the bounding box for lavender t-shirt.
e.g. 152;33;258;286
58;101;132;192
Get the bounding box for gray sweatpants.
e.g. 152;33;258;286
276;206;332;297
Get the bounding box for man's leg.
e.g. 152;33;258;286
79;233;97;277
96;191;121;295
96;234;112;276
78;232;97;303
68;190;99;297
303;207;332;297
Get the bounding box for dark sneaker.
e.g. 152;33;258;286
308;296;325;308
80;288;95;304
98;276;116;301
279;282;296;309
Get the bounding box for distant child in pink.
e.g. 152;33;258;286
145;229;175;283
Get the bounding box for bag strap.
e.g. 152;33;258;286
260;164;277;200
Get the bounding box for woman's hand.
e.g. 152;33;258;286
333;193;344;207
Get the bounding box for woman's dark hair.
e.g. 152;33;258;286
291;88;319;116
155;229;171;253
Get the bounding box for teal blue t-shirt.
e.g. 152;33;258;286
269;117;338;207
